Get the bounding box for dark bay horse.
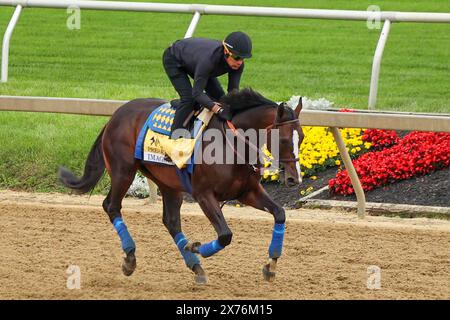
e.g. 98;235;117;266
59;89;303;284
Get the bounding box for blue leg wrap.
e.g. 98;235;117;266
174;233;200;269
113;217;136;255
269;223;285;258
199;240;224;258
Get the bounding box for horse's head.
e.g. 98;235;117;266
269;98;304;187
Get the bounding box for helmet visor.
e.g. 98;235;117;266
223;41;245;61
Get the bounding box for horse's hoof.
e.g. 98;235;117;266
194;274;208;285
193;264;208;285
122;252;136;276
262;264;276;282
184;241;201;254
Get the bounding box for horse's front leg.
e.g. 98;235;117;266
238;183;286;282
187;192;233;258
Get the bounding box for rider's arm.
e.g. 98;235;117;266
205;77;225;101
192;61;216;110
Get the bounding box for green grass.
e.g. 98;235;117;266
0;111;111;192
0;0;449;192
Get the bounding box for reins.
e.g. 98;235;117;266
222;116;301;170
223;120;265;172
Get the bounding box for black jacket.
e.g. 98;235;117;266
169;37;244;108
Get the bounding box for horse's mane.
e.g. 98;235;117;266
220;88;278;112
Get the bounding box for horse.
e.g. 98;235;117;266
58;88;304;284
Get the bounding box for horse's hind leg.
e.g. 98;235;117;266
105;163;138;276
160;188;207;284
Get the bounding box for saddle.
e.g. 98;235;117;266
135;102;213;169
170;99;201;133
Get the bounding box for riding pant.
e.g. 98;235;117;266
162;48;224;134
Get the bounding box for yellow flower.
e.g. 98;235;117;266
262;125;371;176
300;190;306;195
311;176;317;180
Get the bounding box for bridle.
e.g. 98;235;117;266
222;116;301;171
265;118;301;163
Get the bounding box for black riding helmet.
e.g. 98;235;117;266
223;31;252;59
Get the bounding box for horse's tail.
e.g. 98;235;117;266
58;126;106;194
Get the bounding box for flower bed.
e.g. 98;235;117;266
262;126;372;181
258;99;449;198
329;131;450;195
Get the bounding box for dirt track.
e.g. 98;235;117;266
0;190;449;300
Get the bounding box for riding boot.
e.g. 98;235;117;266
171;103;194;138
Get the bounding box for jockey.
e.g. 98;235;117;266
162;31;252;135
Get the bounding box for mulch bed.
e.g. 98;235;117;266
262;129;449;209
262;166;450;209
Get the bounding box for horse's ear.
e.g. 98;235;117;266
294;97;303;118
277;103;285;120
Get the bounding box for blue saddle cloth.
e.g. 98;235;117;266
134;102;205;194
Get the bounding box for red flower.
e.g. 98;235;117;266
329;131;450;195
362;129;399;150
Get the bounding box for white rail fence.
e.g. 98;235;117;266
1;95;449;218
1;0;450;109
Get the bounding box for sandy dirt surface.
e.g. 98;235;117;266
0;190;449;300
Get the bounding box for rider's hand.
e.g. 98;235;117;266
216;103;233;121
211;103;222;114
